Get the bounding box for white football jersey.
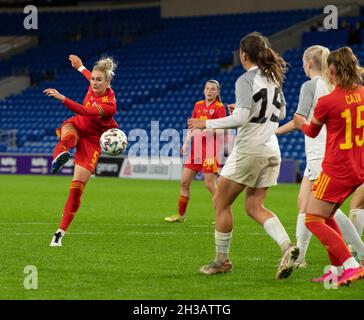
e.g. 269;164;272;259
295;76;329;161
233;66;285;156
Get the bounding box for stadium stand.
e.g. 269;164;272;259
0;6;340;177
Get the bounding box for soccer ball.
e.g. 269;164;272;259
100;128;128;156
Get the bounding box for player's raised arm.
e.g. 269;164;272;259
63;95;115;117
69;54;91;81
44;87;115;117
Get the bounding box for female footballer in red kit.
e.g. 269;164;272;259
44;54;118;246
294;47;364;286
164;80;226;222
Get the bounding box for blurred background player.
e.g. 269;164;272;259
276;45;364;267
164;80;226;222
44;54;118;246
189;32;299;280
294;47;364;286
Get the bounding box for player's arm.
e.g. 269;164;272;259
275;120;296;135
294;114;322;138
277;82;313;135
63;97;115;117
189;107;250;129
203;105;228;135
181;107;200;154
189;77;252;129
295;97;327;138
277;88;286;121
69;54;91;81
286;81;321;135
43;88;115;117
181;129;194;155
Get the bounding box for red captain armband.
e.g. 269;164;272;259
301;122;322;138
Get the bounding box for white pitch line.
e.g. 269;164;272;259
0;231;269;236
0;222;219;228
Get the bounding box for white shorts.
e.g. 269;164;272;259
304;158;323;181
220;152;280;188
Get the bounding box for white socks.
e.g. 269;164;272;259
296;213;312;262
349;209;364;237
334;209;364;260
343;257;360;270
56;228;65;236
215;230;232;262
263;216;291;253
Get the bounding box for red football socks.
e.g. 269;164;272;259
178;195;190;217
305;213;352;266
59;180;85;231
53;133;77;159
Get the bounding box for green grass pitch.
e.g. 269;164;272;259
0;175;363;300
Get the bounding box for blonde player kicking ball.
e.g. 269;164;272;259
44;54;118;246
189;32;299;280
276;45;364;268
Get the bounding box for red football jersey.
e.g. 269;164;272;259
190;99;226;157
64;69;118;144
312;85;364;184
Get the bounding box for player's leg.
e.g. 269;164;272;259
245;186;299;279
203;172;217;223
52;123;79;174
349;185;364;237
199;176;244;275
305;177;364;285
203;173;217;195
51;139;97;246
295;176;313;267
334;207;364;264
348;184;364;262
202;155;218;195
165;167;197;222
50;165;91;246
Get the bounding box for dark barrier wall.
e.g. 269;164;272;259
0;154;298;182
161;0;355;17
0;154;123;177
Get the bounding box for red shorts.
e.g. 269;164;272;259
311;172;361;204
57;119;101;173
74;138;101;173
184;156;219;174
184;146;219;174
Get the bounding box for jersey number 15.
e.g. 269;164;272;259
250;88;282;124
340;106;364;149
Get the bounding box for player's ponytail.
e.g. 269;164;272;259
303;45;333;91
93;56;117;82
240;32;287;87
327;47;364;90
